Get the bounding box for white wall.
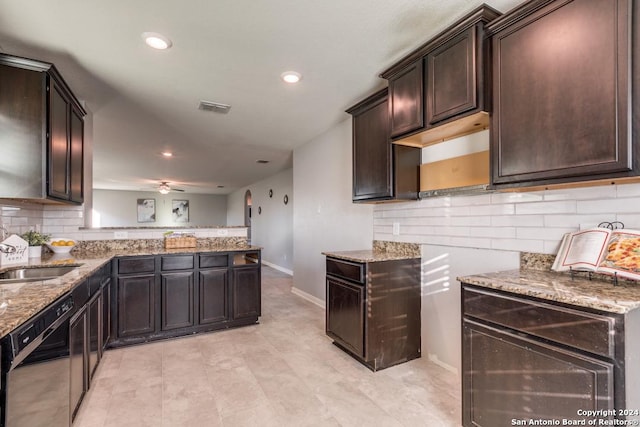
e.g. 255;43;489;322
373;130;640;373
292;118;374;302
93;190;227;227
227;168;294;272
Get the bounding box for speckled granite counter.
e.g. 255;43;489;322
0;245;261;339
458;269;640;314
322;241;420;262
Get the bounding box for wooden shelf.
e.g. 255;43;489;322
393;111;489;148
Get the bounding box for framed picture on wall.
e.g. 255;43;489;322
137;199;156;223
172;200;189;223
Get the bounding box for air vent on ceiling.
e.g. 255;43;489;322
198;100;231;114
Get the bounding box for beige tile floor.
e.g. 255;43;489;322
74;266;461;427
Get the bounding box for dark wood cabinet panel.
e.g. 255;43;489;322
117;275;156;338
48;81;70;200
489;0;637;188
69;307;86;423
426;26;478;125
388;61;424;138
350;89;392;201
101;279;111;351
347;88;419;202
326;277;365;357
161;272;195;331
87;292;100;381
117;256;155;275
161;255;194;271
199;269;229;325
69;108;84;203
199;253;228;268
463;320;614;426
232;267;261;319
0;54;85;203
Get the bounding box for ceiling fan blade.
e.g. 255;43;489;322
173;188;185;192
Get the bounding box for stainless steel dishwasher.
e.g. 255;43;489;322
1;294;74;427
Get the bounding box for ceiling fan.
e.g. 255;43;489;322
157;181;185;194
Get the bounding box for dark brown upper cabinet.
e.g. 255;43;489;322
388;61;424;138
0;53;85;204
346;88;420;203
488;0;639;189
381;5;500;146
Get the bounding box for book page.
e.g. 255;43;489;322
597;229;640;281
553;228;611;272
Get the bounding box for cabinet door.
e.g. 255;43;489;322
69;307;87;422
69;107;84;203
351;90;392;201
462;320;614;427
326;277;365;357
117;275;156;337
426;26;477;125
101;279;111;350
161;272;194;331
48;80;70;200
87;292;101;380
389;61;424;137
199;269;229;325
490;0;632;187
232;267;261;319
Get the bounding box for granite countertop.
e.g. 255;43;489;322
458;269;640;314
323;249;420;263
0;245;262;339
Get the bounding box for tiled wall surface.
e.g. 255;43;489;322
0;202;245;241
374;182;640;255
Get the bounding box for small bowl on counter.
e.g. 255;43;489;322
45;238;77;254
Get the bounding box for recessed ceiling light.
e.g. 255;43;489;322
281;71;302;84
256;160;270;164
142;32;172;50
161;151;173;157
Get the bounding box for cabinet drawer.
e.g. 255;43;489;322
117;257;155;275
161;255;194;271
326;258;365;284
199;254;228;269
462;286;615;358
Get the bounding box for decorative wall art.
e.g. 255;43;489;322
172;200;189;223
137;199;156;223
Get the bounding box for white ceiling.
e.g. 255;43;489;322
0;0;521;195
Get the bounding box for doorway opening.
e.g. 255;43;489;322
244;190;252;244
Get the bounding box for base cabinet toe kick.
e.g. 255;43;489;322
461;283;640;427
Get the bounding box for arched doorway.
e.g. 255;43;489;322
244;190;252;244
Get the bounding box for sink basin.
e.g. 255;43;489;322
0;266;79;284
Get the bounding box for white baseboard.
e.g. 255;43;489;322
427;353;458;375
291;287;326;309
261;260;293;276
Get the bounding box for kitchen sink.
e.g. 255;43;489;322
0;265;80;284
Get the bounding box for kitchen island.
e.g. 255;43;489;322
458;268;640;426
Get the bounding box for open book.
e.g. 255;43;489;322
552;228;640;281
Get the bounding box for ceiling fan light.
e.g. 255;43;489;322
158;183;171;194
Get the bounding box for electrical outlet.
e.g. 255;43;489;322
392;223;400;236
114;231;128;239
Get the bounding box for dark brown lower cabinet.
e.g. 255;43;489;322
461;284;624;426
232;266;261;319
199;269;229;324
69;306;86;422
87;292;101;380
110;251;261;348
101;278;111;351
117;274;156;338
325;256;421;371
161;272;195;331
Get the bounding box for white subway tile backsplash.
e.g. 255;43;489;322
515;200;576;215
491;192;544;204
615;215;640;229
450;236;492;249
450;216;491;226
542;185;615;201
469;227;516;239
616;182;640;198
450;194;493;206
516;227;574;241
543;214;604;228
490;215;544;227
470;203;515;216
491;238;544;253
578;198;640;214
